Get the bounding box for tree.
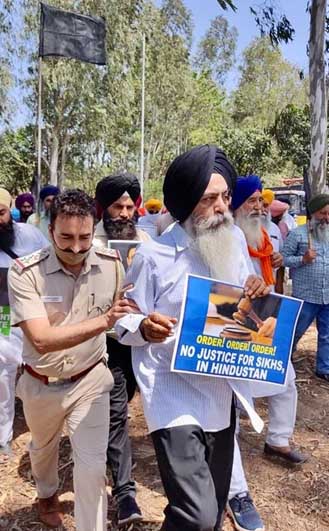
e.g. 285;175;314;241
309;0;327;194
232;37;308;129
194;16;237;84
218;126;272;175
271;104;310;171
0;125;35;193
216;0;328;193
19;0;144;187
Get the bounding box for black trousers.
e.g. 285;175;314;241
151;404;236;531
107;338;137;501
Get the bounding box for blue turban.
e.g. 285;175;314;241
231;175;263;211
40;185;60;201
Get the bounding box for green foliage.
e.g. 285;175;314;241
0;125;35;193
232;37;308;129
218;126;272;175
0;0;315;195
194;16;238;84
271;104;310;170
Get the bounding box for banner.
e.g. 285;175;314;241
39;3;106;65
171;274;303;387
0;268;10;336
108;240;141;271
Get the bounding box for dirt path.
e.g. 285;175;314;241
0;325;328;531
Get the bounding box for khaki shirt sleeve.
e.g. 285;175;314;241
8;266;48;326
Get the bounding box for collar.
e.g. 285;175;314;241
168;221;192;252
45;246;101;275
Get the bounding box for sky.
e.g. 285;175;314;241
8;0;310;129
184;0;310;88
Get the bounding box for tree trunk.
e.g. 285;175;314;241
309;0;328;194
49;132;59;185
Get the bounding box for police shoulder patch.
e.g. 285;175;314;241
94;247;121;260
12;247;50;273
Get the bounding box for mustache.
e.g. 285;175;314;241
193;212;233;232
58;248;87;254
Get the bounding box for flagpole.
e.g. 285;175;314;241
37;56;43;197
140;33;146;204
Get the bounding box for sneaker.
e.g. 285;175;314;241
117;496;143;528
227;492;264;531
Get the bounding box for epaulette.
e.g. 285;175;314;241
95;247;121;260
12;247;50;273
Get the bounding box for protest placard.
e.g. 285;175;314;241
0;268;10;336
108;240;141;270
171;274;303;387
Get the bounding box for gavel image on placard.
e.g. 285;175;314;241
232;297;263;328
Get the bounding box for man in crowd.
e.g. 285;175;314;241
15;192;35;222
28;185;60;239
261;189;284;293
137;197;163;238
115;144;269;531
94;173;150;245
0;188;48;463
8;189;137;530
94;173;146;527
283;193;329;382
232;176;283;290
227;176;306;531
270;199;291;241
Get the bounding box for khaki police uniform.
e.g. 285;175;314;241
8;245;124;531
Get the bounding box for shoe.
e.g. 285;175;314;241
264;442;308;466
315;372;329;382
37;492;64;528
227;492;264;531
117;496;143;528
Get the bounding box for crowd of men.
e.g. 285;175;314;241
0;144;328;531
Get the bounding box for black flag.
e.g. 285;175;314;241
39;3;106;65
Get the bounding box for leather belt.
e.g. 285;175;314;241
22;358;105;386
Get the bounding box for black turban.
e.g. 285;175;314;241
163;144;237;222
95;173;141;209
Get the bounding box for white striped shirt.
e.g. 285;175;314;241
116;222;260;433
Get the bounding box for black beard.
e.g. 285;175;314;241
102;213;137;240
0;217;15;251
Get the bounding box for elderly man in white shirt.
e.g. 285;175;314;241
115;145;269;531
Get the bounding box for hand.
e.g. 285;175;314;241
302;248;316;264
105;284;141;328
140;312;178;343
271;252;283;269
244;275;270;299
257;316;277;338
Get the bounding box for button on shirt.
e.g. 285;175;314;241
282;224;329;304
8;246;120;378
116;222;260;434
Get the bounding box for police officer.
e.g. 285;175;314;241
8;190;137;531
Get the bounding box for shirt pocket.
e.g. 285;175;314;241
42;299;67;325
88;293;112;317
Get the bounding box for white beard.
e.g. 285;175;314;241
235;211;263;248
310;218;329;244
186;211;243;284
